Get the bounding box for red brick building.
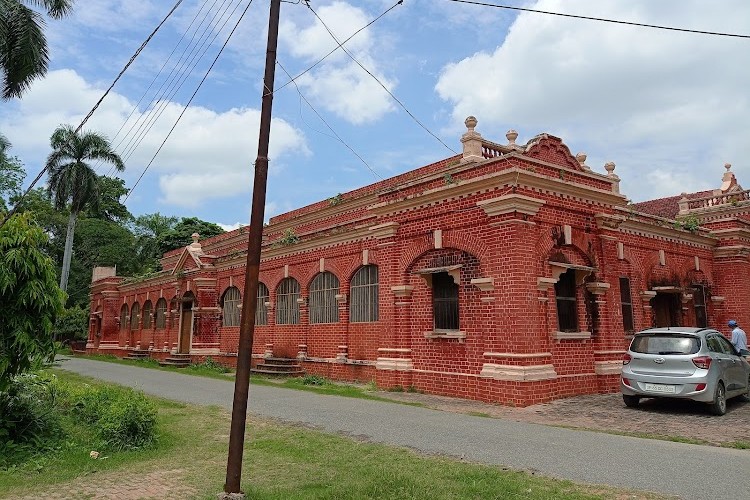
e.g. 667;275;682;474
88;117;749;406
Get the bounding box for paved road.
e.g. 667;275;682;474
57;357;750;500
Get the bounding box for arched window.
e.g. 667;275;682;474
130;302;140;330
555;270;578;332
309;272;340;324
222;286;241;327
432;272;459;330
276;278;300;325
155;298;168;329
256;282;269;326
350;265;378;322
142;301;153;329
119;304;128;331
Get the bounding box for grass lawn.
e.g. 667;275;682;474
0;371;665;500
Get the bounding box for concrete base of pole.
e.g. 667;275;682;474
217;493;245;500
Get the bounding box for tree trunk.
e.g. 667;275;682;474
60;210;77;293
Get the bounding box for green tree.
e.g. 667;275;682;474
0;133;25;211
0;0;74;99
157;216;224;255
51;304;88;343
84;176;132;223
46;125;124;293
131;212;178;272
0;212;65;390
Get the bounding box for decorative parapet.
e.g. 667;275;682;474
479;363;557;381
714;245;750;259
460;116;484;163
476;194;545;218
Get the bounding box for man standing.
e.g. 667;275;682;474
728;320;748;356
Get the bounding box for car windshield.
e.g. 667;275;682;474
630;334;700;355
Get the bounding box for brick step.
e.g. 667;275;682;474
159;356;191;368
254;363;302;372
250;368;304;377
123;351;150;360
263;357;300;365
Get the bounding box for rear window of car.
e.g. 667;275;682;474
630;334;701;355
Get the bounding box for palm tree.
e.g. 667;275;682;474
46;125;124;292
0;0;74;99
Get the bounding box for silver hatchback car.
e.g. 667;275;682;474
621;327;750;415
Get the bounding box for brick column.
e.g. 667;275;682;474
192;277;220;353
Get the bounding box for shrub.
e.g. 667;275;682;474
97;392;157;450
52;306;89;343
301;375;327;386
71;385;157;451
187;356;230;373
0;374;61;465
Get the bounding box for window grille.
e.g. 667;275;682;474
155;298;167;329
432;272;459;330
555;270;578;332
130;302;140;330
120;304;128;331
222;287;241;327
350;265;379;322
619;277;634;333
693;285;707;328
309;272;340;324
256;282;269;326
142;301;152;329
276;278;301;325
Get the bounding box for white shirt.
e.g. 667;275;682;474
731;327;748;353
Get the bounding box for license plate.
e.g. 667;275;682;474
644;383;676;394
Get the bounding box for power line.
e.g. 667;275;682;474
270;0;404;97
0;0;186;229
305;3;457;155
443;0;750;39
125;0;256;202
277;60;384;182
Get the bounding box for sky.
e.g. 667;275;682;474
1;0;748;231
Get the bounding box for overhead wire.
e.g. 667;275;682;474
443;0;750;39
276;60;384;182
114;0;242;172
0;0;186;229
269;0;404;97
93;0;218;174
124;0;256;202
305;2;458;155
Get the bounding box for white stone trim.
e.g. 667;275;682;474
375;357;413;371
595;360;623;376
553;331;592;341
479;363;557;381
483;352;552;359
476;193;545;217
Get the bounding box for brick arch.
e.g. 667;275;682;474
338;253;366;284
292;261;318;292
400;231;488;274
260;267;285;294
643;252;681;287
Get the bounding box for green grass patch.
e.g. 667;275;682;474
1;372;663;500
722;440;750;450
65;354;235;381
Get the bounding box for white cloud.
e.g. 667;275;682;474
434;0;750;201
0;69;309;207
279;1;396;124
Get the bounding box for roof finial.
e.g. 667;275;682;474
576;152;590;171
464;116;478;132
604;161;616;176
191;233;200;244
506;129;518;145
725;162;732;172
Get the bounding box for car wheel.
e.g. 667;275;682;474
710;382;727;416
741;375;750;403
623;395;640;408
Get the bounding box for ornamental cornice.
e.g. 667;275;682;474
118;275;180;291
476;193;545;217
708;227;750;243
260;224;373;261
714;245;750;259
594;212;627;230
617;218;717;249
368;167;626;217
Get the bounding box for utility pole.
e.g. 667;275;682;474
221;0;282;497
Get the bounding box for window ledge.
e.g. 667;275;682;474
424;330;466;343
553;331;591;341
